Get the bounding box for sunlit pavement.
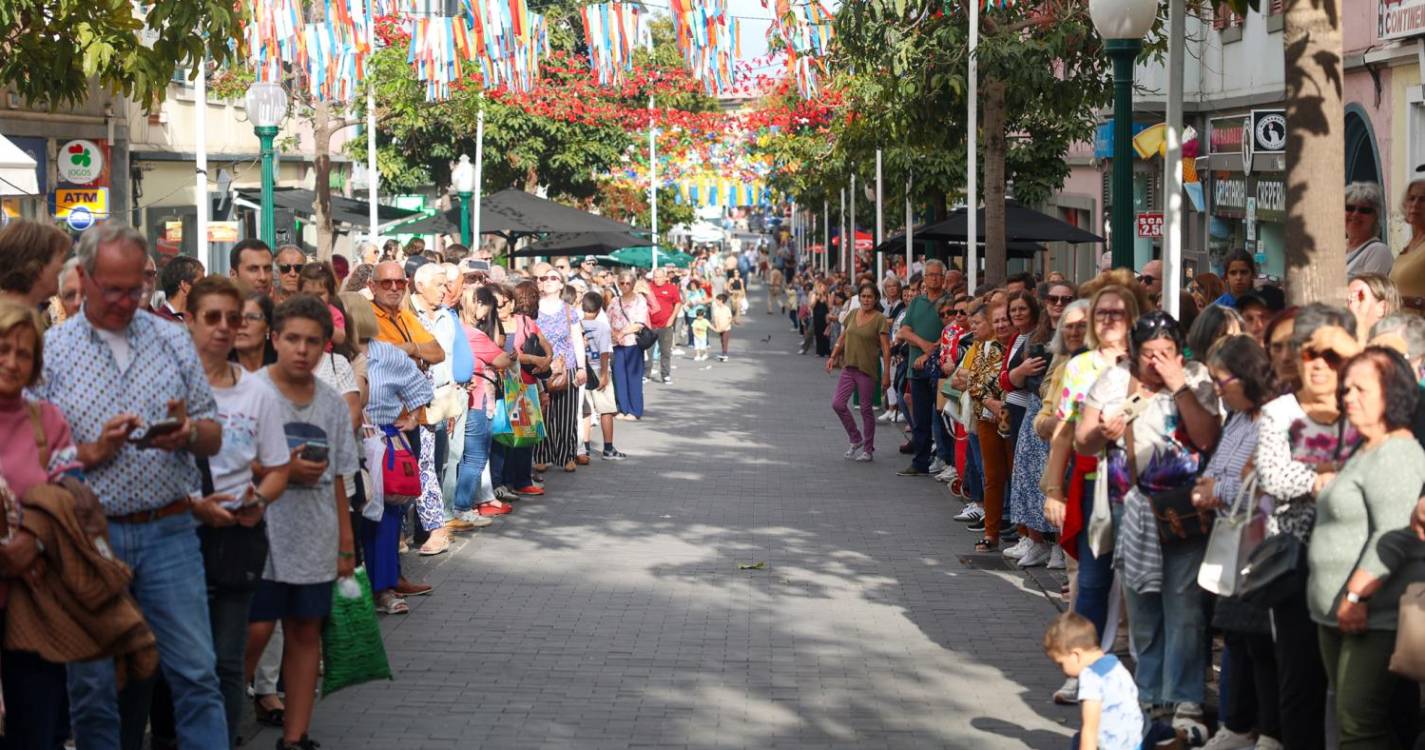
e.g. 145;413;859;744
244;284;1075;749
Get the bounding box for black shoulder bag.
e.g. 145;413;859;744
196;455;270;593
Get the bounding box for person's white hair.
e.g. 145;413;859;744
58;257;82;289
440;262;460;281
1049;299;1091;357
922;258;946;274
1371;312;1425;361
75;223;146;275
1345;181;1384;237
413;262;446;290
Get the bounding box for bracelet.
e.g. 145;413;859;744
1172;385;1192;399
1345;591;1368;605
1043;486;1063;494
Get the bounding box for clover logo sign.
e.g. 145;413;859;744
57;139;104;185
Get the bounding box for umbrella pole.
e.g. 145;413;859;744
876;149;883;281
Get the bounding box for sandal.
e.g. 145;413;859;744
253;695;285;727
974;537;998;552
374;591;409;615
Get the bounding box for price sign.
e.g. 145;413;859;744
1135;212;1164;239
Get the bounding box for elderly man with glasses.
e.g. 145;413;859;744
273;245;307;303
895;259;952;477
37;224;229;748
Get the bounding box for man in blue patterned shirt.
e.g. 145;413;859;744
34;223;230;748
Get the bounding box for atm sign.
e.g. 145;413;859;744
55;188;109;218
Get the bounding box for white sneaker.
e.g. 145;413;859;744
953;503;984;523
934;467;959;483
1018;542;1052;568
1052;677;1079;705
876;410;893;423
844;444;863;460
928;457;947;474
855;451;874;462
1254;737;1284;750
1001;537;1031;559
1173;703;1209;746
1202;729;1256;750
673;347;686;355
1047;544;1067;570
455;510;494;528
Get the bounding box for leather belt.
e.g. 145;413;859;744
107;497;193;525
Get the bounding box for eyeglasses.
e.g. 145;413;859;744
98;285;146;303
143;270;158;280
1212;374;1239;390
1301;347;1345;369
1137;274;1156;285
1345;204;1376;215
200;310;243;328
1046;294;1074;306
374;278;407;290
60;290;81;301
277;264;302;274
1094;307;1127;321
241;312;266;324
538;274;563;282
939;309;955;318
954;308;968;317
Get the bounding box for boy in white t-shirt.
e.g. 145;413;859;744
580;292;625;460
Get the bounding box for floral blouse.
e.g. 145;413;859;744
1256;393;1360;542
966;339;1006;422
1054;349;1117;424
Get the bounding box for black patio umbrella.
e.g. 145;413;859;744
871;226;1045;260
388;189;636;239
918;200;1103;244
235;187;424;226
509;230;650;258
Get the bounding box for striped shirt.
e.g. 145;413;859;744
364;340;433;427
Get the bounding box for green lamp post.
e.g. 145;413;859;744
1090;0;1157;270
245;81;289;247
452;154;475;247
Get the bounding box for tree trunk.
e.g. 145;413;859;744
982;78;1008;289
1282;0;1344;305
312;99;335;261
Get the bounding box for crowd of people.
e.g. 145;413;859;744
811;240;1425;749
0;216;765;750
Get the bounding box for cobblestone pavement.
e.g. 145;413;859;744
244;286;1076;750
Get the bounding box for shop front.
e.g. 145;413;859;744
1207;110;1287;279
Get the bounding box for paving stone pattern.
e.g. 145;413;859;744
244;287;1077;749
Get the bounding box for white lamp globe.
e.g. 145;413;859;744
245;82;288;129
452;155;475;194
1089;0;1158;40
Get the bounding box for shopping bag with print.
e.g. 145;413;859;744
321;567;393;696
494;370;546;447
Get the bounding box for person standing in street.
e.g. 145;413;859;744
273;245;307;304
646;267;682;385
895;259;951;477
37;223;229;749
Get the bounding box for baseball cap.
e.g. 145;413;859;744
404;255;430;278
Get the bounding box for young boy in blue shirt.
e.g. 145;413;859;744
1044;612;1180;750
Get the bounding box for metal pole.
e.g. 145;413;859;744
1109;38;1142;270
849;172;856;275
257;126;278;247
193;58;208;268
905;174;913;277
474;99;484;252
967;0;979;293
823;199;829;274
459;192;473;246
839;186;847;275
648;29;658;270
875;149;883;280
366;0;378;248
1163;0;1185;317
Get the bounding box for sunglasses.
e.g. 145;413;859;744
1301;348;1345;369
538;274;563;282
277;264;302;274
1094;308;1127;321
200;310;243;328
374;278;407;289
1137;274;1156;285
954;308;968;316
242;312;266;324
1345;204;1376;215
939;309;955;318
1046;294;1074;305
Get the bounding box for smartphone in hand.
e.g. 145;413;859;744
128;419;184;448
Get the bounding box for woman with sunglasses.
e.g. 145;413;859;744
529;263;588;473
185;277;291;746
232;292;278;372
1253;304;1358;750
1000;290;1056;568
1076;310;1220;735
1043;283;1139;691
1344;182;1393;277
608;271;651;420
1192;335;1281;750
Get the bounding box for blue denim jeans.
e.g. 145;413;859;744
453;407;491;512
1074;478;1115;642
909;377;935;472
490;441;532;489
68;513;227;750
1123;538;1209;705
440;404;467;521
930;393;954;464
964;433;984;501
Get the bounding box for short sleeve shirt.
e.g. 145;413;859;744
256;370;359;584
373;302;434;349
209;367;290;500
33;311;219;514
1077;654;1144;750
648;282;682;328
903;293;949;369
1085;360;1219;498
1055;350;1116;423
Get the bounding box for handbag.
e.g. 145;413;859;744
546;358;570;393
379;429;420;505
1236;532;1307;607
1389;582;1425;681
1198;470;1261;596
1124;377;1212;545
422;382;465;425
634;326;658;351
1085;453;1114;558
194;454;269;592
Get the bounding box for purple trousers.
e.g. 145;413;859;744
831;366;877;455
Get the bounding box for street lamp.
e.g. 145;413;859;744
1090;0;1157;270
452;154;475;247
245;82;288;247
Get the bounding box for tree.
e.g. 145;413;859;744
0;0;241;109
1230;0;1344;305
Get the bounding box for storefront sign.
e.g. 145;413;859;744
1136;212;1164;239
1247;197;1258;243
57;139;105;185
53;187;108;218
163;220;183;243
1209;116;1247;155
1255;176;1286;221
1252;110;1287;153
66;207;95;232
207;222;239;243
1380;0;1425;41
1213;174;1248;216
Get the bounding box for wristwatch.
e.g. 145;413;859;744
186;422;199;447
1345;591;1367;605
